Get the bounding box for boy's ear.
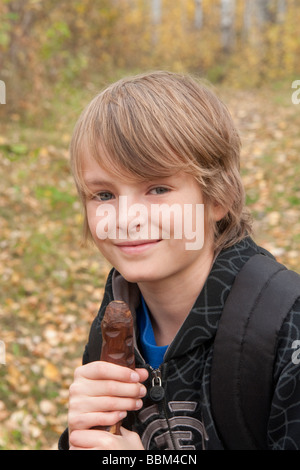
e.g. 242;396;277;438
212;202;228;222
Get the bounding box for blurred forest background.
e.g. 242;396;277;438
0;0;300;449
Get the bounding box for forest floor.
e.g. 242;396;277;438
0;81;299;449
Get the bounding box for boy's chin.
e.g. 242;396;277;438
119;268;161;284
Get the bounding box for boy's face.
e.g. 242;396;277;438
83;152;218;285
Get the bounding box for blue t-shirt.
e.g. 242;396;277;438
136;296;168;369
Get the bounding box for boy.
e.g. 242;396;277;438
59;71;300;450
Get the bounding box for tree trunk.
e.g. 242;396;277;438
277;0;286;23
256;0;274;25
151;0;162;44
220;0;236;53
194;0;203;30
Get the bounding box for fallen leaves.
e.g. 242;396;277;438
0;138;111;449
222;86;300;268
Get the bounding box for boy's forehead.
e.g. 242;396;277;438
82;150;145;184
81;144;180;185
82;152;189;187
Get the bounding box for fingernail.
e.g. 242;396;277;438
135;399;143;409
119;411;127;419
131;372;139;382
139;386;146;397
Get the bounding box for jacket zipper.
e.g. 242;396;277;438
134;347;177;448
149;366;177;450
149;368;165;402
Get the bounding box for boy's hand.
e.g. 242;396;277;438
69;426;144;450
68;361;148;450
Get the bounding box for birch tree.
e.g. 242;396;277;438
256;0;274;24
194;0;203;30
151;0;161;44
220;0;236;53
244;0;286;30
277;0;286;23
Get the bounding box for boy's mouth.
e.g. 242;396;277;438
114;239;162;253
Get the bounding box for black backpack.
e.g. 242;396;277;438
210;253;300;450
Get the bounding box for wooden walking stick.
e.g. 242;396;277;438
94;300;135;435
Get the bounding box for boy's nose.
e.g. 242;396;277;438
117;195;149;240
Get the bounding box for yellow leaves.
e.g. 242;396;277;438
10;272;21;285
39;399;57;415
0;401;9;422
6;363;31;395
74;3;87;15
230;85;300;271
6;364;21;388
43;362;61;382
266;211;281;227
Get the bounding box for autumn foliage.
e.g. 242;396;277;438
1;0;300;117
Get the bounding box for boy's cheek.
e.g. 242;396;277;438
86;206;101;237
87;217;97;239
86;216;105;246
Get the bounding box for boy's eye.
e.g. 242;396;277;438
149;187;170;195
95;191;114;201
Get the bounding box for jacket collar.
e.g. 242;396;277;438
110;237;260;360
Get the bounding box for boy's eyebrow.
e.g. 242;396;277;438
83;175;177;187
83;178;114;187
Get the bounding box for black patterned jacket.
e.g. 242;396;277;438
59;237;300;450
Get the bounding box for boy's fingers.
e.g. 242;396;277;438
74;361;142;382
69;428;143;450
120;426;145;448
69;429;123;449
68;410;127;430
70;378;146;398
70;396;143;413
69;429;107;449
135;367;149;382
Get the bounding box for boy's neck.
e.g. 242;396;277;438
137;247;214;347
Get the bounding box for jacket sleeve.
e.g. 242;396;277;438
58;427;69;450
268;297;300;449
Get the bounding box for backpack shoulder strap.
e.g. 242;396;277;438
210;253;300;450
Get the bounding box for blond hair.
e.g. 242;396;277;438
70;71;252;251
